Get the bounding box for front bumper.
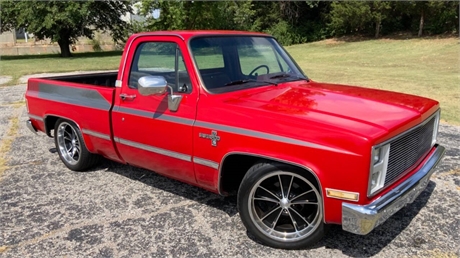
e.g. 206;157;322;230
342;144;445;235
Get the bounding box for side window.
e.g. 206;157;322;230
237;44;288;76
129;42;192;93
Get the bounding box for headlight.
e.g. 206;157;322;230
373;148;381;165
431;111;440;147
368;144;390;196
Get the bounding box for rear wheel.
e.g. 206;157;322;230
54;119;100;171
238;162;325;249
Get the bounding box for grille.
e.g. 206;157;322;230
384;116;435;186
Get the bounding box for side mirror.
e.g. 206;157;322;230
137;75;183;112
138;76;167;96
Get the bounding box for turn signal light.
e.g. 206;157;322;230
326;188;359;202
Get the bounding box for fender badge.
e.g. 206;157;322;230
199;131;220;147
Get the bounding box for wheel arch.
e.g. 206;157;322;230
218;152;324;198
219;152;326;224
44;114;83;138
44;114;93;151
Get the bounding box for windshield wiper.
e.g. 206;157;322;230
224;79;277;87
269;73;301;80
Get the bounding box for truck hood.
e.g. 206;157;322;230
221;80;439;139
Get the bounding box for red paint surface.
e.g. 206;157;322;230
26;31;440;225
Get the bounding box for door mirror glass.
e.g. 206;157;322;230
138;76;167;96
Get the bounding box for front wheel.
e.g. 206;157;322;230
238;162;325;249
54;119;100;171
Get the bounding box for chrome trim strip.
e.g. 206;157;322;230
81;129;111;141
113;106;194;126
193;157;219;169
343;144;445;235
116;137;192;162
195;121;356;155
37;83;111;111
218;151;326;223
28;113;44;122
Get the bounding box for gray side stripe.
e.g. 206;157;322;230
28;114;44;122
193;157;219;169
38;83;111;111
114;137;192;162
195;121;356;155
82;129;111;141
114;106;194;126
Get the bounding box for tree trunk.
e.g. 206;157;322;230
418;8;424;37
375;17;381;38
57;37;72;57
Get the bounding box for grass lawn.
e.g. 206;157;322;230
0;37;458;124
0;51;122;85
286;37;459;125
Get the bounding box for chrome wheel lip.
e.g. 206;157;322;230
57;122;81;166
248;171;323;243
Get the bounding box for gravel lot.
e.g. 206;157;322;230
1;84;459;257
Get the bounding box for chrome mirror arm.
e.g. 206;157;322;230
166;85;182;112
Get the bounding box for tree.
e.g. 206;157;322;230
0;0;132;57
328;1;393;38
136;0;255;32
369;1;392;38
328;2;373;36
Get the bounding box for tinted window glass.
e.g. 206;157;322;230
190;36;307;93
192;46;224;69
129;42;191;93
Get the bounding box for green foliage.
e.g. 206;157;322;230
328;2;373;36
329;1;458;37
265;21;306;46
0;0;132;57
91;38;103;52
1;0;458;57
135;0;255;32
424;1;459;34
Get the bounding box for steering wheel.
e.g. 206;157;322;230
248;65;269;77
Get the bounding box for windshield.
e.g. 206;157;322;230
190;36;308;94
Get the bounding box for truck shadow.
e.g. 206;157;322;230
97;159;239;216
96;158;435;256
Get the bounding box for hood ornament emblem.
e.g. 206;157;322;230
199;130;220;147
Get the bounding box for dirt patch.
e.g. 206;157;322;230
0;76;12;85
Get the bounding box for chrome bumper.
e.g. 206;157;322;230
26;120;38;135
342;144;445;235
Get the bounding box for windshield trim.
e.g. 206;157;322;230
187;34;309;95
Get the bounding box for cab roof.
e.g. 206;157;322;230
131;30;271;41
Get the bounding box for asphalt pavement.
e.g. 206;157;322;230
1;84;459;257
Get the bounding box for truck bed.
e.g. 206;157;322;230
44;71;118;87
26;75;119;161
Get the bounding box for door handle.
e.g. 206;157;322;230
120;93;136;101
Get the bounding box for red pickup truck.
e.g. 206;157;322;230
25;31;445;249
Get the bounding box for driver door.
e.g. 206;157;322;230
112;36;199;184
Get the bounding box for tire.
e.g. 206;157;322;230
54;119;100;171
238;162;326;249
